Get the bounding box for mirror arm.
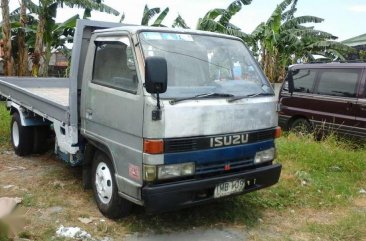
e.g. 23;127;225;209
152;93;162;121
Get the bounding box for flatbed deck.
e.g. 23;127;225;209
0;77;70;123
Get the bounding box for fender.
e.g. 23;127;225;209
8;101;50;127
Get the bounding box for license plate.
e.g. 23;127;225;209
214;179;246;198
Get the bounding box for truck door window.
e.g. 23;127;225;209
316;69;360;98
92;40;138;94
292;69;316;93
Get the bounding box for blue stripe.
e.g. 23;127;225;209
164;140;275;165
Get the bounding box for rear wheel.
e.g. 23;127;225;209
11;112;33;156
92;151;132;219
290;118;312;135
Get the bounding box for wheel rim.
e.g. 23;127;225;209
12;121;20;147
95;162;113;204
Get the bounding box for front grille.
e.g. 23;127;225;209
164;139;199;152
251;129;274;142
164;128;275;153
195;158;254;176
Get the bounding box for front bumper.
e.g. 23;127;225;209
142;164;282;212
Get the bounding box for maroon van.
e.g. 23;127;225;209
278;63;366;138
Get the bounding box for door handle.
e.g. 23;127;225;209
86;108;93;119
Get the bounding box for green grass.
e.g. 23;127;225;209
0;102;10;147
307;211;366;241
0;221;10;241
249;133;366;210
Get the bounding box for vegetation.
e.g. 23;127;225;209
247;0;354;82
0;0;355;81
0;103;10;147
1;0;120;77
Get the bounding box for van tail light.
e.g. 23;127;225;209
274;127;282;139
144;139;164;154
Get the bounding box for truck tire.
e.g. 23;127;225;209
290;118;311;134
11;112;33;156
33;126;50;154
92;151;132;219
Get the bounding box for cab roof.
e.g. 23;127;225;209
94;25;242;41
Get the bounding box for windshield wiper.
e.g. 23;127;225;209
169;92;234;105
228;92;274;103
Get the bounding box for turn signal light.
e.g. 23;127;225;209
144;139;164;154
275;126;282;139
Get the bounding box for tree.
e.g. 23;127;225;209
23;0;119;76
17;0;28;76
196;0;252;39
1;0;14;75
172;14;189;29
248;0;354;82
141;4;169;27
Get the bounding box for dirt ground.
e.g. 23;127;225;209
0;149;365;241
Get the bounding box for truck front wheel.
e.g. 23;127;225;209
11;112;33;156
92;151;132;219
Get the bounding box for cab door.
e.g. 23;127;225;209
81;35;144;195
354;68;366;137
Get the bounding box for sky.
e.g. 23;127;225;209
6;0;366;41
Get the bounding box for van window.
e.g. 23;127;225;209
317;69;360;98
293;69;316;93
92;39;138;94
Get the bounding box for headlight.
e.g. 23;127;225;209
254;148;275;164
143;163;195;181
143;165;157;182
158;163;195;180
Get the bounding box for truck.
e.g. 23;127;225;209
0;20;282;218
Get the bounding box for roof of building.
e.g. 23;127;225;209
342;33;366;47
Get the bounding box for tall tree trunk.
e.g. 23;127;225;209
42;44;51;77
17;0;28;76
1;0;13;76
32;15;46;77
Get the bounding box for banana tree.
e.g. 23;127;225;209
8;0;32;76
172;14;190;29
23;0;119;77
1;0;14;75
42;14;80;76
248;0;354;82
196;0;252;39
141;5;169;27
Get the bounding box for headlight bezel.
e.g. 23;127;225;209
143;162;195;181
254;147;276;164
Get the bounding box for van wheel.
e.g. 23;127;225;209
33;126;50;154
92;151;132;219
290;118;311;134
11;112;33;156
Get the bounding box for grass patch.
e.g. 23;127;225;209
0;221;10;241
250;133;366;209
307;211;366;241
0;102;10;147
121;196;262;233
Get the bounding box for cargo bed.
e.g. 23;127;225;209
0;77;70;123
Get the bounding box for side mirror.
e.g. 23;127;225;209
145;56;167;94
285;69;294;95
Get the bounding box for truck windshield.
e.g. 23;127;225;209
139;31;273;99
